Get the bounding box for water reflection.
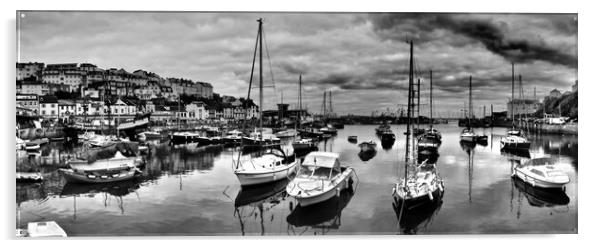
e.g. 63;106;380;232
234;179;290;236
358;150;377;161
392;191;443;234
287;187;355;235
14;125;577;235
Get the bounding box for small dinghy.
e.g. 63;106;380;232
347;135;358;143
234;148;298;186
512;157;569;189
286;152;357;207
16;172;43;182
275;129;298;138
292;138;318;155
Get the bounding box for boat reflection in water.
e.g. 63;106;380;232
501;148;531;159
418;151;439;165
286;186;355;235
60;180;142;198
358;150;377;161
233;178;290;236
512;177;570;207
392;190;443;234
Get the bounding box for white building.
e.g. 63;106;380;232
185;102;209;120
42;71;85;92
58;100;76;118
39;96;59;118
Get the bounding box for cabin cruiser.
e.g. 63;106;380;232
234;148;297;186
501;129;531;150
292;138;318;152
418;129;441;152
17;221;67;238
319;125;337;135
286;152;356;206
512;157;569;189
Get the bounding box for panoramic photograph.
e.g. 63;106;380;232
15;11;577;236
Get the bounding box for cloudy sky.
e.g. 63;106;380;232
18;11;577;117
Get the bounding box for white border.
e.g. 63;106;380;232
1;0;597;247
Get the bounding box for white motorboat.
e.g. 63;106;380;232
224;130;243;145
16;172;43;182
17;221;67;237
87;135;118;147
512;157;569;189
68;151;139;172
234;148;298;186
286;152;356;207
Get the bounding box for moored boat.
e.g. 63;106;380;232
358;140;377;152
234;148;298;186
59;166;140;184
17;221;67;238
16;172;43;182
347;135;358;143
512;157;569;189
501;129;531;150
286;151;356;207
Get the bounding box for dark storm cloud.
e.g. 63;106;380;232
370;13;577;68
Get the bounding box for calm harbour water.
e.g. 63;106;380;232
16;123;578;235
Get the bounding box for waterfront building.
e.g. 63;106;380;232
39;95;59;118
16;94;39;114
16;62;44;80
185;102;209;120
506;99;541;117
58;100;76;119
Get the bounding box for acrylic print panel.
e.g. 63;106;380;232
15;11;577;236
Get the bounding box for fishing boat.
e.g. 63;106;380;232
286;151;356;207
392;41;444;211
512;157;569;189
358;140;377;152
501;64;531;150
347;135;358;143
233;19;298;187
298;127;324;139
418;70;442;153
380;130;396;150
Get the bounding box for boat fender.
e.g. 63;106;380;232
336;188;340;197
438;183;444;193
428;190;433;201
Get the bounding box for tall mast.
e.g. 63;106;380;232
429;70;433;129
329;91;333;118
511;63;515;128
258;18;263;141
404;41;414;185
298;74;302;126
417;78;421;130
468;75;472;129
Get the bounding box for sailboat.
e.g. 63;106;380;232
292;75;318;155
418;70;442;154
233;18;298;187
501;63;531;150
460;76;479;142
392;41;444;211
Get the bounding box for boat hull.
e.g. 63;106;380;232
288;169;354;207
235;161;298;186
512;169;568;189
501;141;531;150
68;156;137;171
59;168;137;184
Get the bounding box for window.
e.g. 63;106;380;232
51;110;55;115
42;110;45;115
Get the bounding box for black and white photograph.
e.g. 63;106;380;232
10;5;583;238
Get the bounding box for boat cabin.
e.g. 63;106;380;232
299;152;343;180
